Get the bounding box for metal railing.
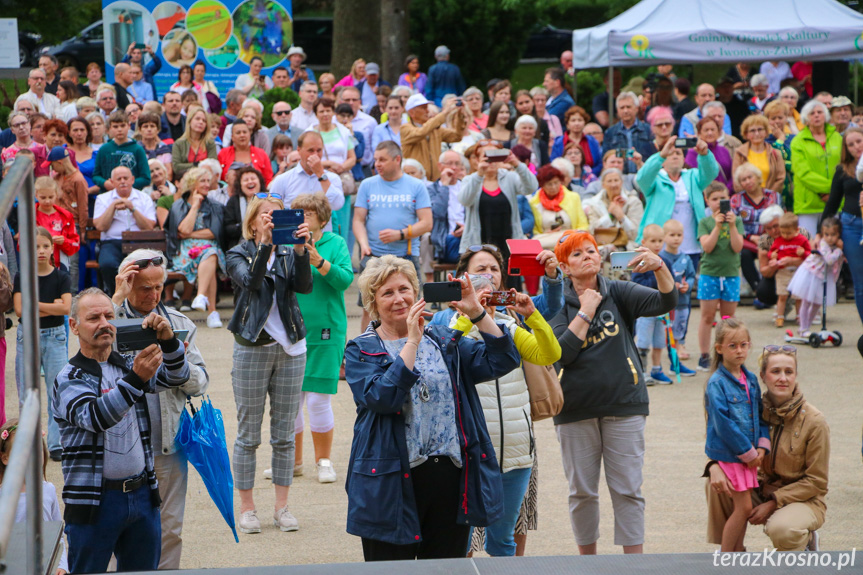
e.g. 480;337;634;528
0;155;44;575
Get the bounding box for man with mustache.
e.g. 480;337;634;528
53;287;190;573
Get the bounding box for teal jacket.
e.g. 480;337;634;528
92;139;151;192
635;150;719;243
790;125;842;215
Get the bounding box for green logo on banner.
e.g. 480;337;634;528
623;34;657;59
855;32;863;51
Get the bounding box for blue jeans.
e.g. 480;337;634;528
65;483;161;573
15;324;66;453
840;212;863;323
473;466;532;556
98;239;124;295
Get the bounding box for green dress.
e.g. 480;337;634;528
296;231;354;394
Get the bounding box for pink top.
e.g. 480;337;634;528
334;74;359;89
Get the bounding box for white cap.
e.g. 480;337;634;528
405;93;430;111
287;46;306;61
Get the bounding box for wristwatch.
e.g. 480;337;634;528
399;230;405;240
315;259;326;269
317;175;326;182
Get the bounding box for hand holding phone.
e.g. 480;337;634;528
423;281;463;303
719;199;731;215
271;209;305;244
610;251;639;271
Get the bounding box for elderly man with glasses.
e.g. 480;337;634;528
19;67;62;119
111;250;209;570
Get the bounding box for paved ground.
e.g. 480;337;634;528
6;287;863;568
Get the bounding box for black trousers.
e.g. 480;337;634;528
740;249;760;293
361;457;470;561
756;275;778;307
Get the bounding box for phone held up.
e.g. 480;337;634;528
423;281;463;303
487;291;516;306
719;199;731;215
610;251;639;271
674;137;698;149
271;209;305;245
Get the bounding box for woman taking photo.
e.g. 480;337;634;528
551;230;677;556
731;115;786;193
66;116;99;198
172;105;217;181
685;118;732;186
458;141;538;280
167;166;226;329
291;193;353;484
398;55;427;94
344;255;518;560
823;127;863;322
463;87;488;132
528;165;589;249
235;56;273;98
583;168;644;257
791;100;843;236
226;193;312;534
224;166;266;249
481;102;513;145
218;121;273;184
308;97;357;193
706;346;829;552
730;163;781;297
508;116;549;168
551;106;601;171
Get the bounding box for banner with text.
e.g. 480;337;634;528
102;0;293;98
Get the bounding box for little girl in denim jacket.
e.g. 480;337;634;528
704;317;770;552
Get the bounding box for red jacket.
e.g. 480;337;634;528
35;205;80;267
217;145;273;185
768;233;810;265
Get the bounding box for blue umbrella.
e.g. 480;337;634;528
660;313;681;383
175;397;239;542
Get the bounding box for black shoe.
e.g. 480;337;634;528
49;450;62;462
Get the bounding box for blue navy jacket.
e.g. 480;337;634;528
121;53;162;100
424;61;466;107
550;134;603;173
705;364;771;464
344;322;520;545
602;120;655;174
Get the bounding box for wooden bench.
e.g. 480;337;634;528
432;261;457;283
121;230;185;282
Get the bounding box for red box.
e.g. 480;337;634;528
506;239;545;276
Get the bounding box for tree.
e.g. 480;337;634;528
2;0;101;44
331;0;381;79
380;0;409;84
409;0;545;88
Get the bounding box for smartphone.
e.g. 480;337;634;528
299;64;306;70
134;42;146;50
674;137;698;149
719;199;731;214
610;251;639;271
423;281;463;303
111;319;158;352
485;149;509;163
615;148;634;158
487;291;517;306
174;329;189;342
455;98;463;107
271;209;305;244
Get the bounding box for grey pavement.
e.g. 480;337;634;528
5;286;862;568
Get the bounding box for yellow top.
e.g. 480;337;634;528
747;148;770;188
453;309;561;366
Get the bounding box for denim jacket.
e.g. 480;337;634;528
705;364;771;464
344;322;520;545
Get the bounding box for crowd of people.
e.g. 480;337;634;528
0;46;857;572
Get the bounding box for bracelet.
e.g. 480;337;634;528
404;341;419;349
407;224;413;240
315;258;326;269
577;310;592;323
469;310;487;324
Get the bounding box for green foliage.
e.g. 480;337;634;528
0;106;10;130
6;0;102;44
257;87;300;128
409;0;545;88
574;70;606;112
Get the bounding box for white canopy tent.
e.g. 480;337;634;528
572;0;863;118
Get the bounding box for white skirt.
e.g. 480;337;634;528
787;267;837;306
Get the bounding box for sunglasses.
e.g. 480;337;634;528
468;244;499;253
133;256;164;269
763;344;797;354
255;192;283;200
653;122;673;128
273;110;291;116
475;139;502;149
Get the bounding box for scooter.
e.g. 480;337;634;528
784;259;842;348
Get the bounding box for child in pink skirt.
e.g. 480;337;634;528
704;317;770;552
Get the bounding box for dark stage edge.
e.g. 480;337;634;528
133;552;862;574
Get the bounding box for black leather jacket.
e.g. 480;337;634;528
226;240;313;343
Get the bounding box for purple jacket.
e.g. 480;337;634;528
686;142;731;187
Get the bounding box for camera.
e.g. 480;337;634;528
111;319;158;352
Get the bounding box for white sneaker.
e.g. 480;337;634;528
263;468;272;479
239;510;262;534
191;294;209;312
206;311;223;329
316;458;337;483
273;505;299;532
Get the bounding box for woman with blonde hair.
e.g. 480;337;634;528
318;73;336;95
731;115;786;193
172;105;217;181
335;58;366;89
226;192;312;534
224;102;270;151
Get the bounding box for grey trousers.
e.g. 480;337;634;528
556;415;646;547
154;451;188;570
231;342;305;490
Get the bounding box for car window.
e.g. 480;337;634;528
89;26;104;40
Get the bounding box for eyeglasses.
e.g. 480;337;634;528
468;244;499;253
273;110;291;116
255;192;283;200
10;122;28;129
653;122;673;128
132;256;164;269
763;344;797;354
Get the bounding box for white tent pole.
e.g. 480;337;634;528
608;66;615;124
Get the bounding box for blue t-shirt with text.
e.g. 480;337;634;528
356;175;431;256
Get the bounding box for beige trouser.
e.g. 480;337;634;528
705;480;824;551
155;452;189;570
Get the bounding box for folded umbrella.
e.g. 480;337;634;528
661;313;681;383
175;397;239;542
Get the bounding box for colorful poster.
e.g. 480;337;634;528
103;0;293;99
